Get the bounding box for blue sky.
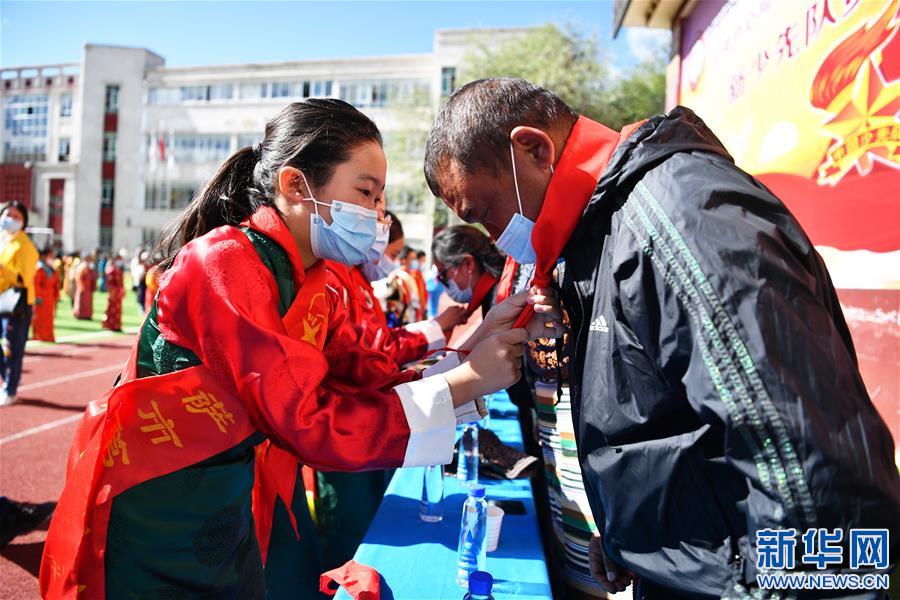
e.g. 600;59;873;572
1;1;666;71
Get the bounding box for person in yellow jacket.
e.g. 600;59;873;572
0;202;38;406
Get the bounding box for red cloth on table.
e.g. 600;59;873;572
320;560;381;600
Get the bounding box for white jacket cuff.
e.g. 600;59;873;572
404;319;446;352
394;375;456;467
422;352;461;377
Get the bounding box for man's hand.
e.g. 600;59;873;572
434;305;468;332
589;532;635;594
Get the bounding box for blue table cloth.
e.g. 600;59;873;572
336;392;552;600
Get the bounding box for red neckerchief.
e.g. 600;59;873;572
465;272;499;319
494;256;518;304
512;116;645;329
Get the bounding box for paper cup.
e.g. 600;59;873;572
486;505;504;552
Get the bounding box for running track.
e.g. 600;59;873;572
0;332;135;599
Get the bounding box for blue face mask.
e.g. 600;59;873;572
1;216;23;234
302;173;378;266
366;220;391;263
445;264;473;303
361;254;398;282
494;142;551;265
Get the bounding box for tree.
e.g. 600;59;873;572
459;24;667;130
602;53;668;130
461;24;607;117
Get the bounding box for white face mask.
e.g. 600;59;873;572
494;142;552;265
361;254;398;282
366;220;391;263
445;263;473;303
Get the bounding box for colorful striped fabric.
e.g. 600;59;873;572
534;380;607;596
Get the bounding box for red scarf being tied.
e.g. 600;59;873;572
464;271;499;319
512;116;645;329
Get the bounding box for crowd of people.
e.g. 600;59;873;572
0;212;169;407
0;77;896;600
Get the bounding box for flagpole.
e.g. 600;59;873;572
166;127;174;211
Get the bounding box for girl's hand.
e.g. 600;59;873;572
444;328;528;406
466;287;562;349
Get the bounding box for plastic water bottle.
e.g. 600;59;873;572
419;465;444;522
464;571;494;600
456;484;488;587
456;423;479;483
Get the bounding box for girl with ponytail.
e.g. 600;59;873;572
40;99;555;599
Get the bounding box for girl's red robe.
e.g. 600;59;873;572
40;206;457;599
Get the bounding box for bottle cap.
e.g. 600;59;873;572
469;571;493;595
467;484;485;498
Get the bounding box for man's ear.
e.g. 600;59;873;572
510;126;556;171
277;166;310;203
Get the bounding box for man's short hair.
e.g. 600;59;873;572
424;78;577;198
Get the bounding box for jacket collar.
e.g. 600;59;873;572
528;116;626;288
241;205;308;288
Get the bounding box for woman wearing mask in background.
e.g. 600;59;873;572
41;99;551;599
72;252;97;320
432;225;506;328
101;251;125;332
0;202;38;406
32;246;60;343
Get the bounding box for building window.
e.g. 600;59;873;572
239;83;263;100
180;85;208;102
312;80;333;97
2;94;49;162
60;93;73;117
441;67;456;97
153;134;230;163
144;183;198;210
142;228;161;247
99;227;113;251
103;133;116;161
148;87;179;105
209;84;233;101
269;82;292;98
105;85;119;114
58;138;70;162
101;179;115;207
237;134;259;149
340;79;430;108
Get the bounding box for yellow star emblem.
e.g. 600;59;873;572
301;318;321;345
822;59;900;142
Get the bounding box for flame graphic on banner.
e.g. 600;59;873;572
811;0;899;109
813;0;900;185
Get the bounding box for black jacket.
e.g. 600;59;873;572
558;107;900;598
